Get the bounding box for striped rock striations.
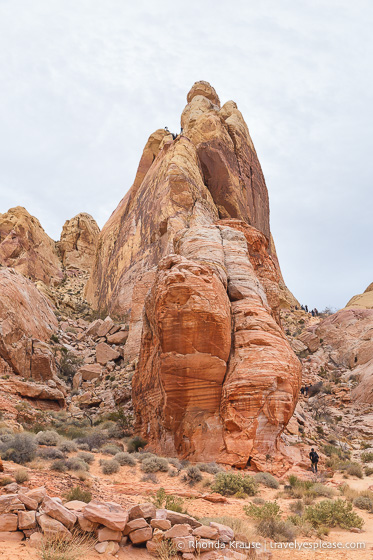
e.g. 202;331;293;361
87;81;302;471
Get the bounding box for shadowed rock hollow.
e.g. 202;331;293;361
86;81;302;472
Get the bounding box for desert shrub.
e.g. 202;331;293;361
51;459;68;472
168;469;178;477
365;467;373;476
77;443;90;451
212;472;257;497
244;501;281;521
312;483;335;498
305;499;363;529
141;456;169;473
133;452;155;462
14;468;29;484
141;473;158;484
257;518;297;541
252;497;265;505
196;462;222;475
102;444;122;456
39;531;95;560
0;476;14;486
59;350;83;384
183;466;202;485
77;452;95;465
58;440;78;453
64;486;92;503
168;458;182;470
38;448;65;460
289;500;304;515
346;463;364;478
75;431;107;451
0;433;37;464
199;516;256;546
65;458;89;472
353;495;373;511
361;451;373;463
151;487;185;513
36;430;60;446
114;452;136;466
254;472;279;489
127;436;147;453
101;459;120;474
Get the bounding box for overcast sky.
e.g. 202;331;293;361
0;0;372;310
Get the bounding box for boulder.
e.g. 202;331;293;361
18;511;36;530
37;514;72;538
171;536;196;552
96;342;120;365
41;496;77;530
150;519;171;530
0;495;25;514
64;500;88;512
164;524;192;538
78;363;103;381
123;518;149;535
26;487;46;505
209;522;234;542
97;317;115;338
128;503;156;520
164;510;201;529
77;513;98;532
0;531;24;541
97;526;122;542
95;541;120;555
83;500;128;531
129;526;153;544
0;514;18;531
29;531;43;548
193;526;219;539
106;331;128;345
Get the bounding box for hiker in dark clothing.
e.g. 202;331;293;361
300;386;305;395
311;309;315;317
305;305;309;312
309;448;319;473
304;385;309;396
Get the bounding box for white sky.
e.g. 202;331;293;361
0;0;372;310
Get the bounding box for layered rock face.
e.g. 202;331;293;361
87;81;301;470
0;268;65;406
57;213;100;271
0;207;63;286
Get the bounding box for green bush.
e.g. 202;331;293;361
127;436;147;453
0;433;37;464
76;431;107;450
184;466;202;485
141;456;169;473
59;350;83;384
254;472;279;489
289;500;304;515
36;430;60;446
0;476;14;486
168;458;182;470
101;459;120;474
312;483;335;498
64;486;92;503
212;472;257;497
305;499;363;529
114;452;136;466
151;488;184;512
244;500;281;521
361;451;373;463
365;467;373;476
14;468;29;484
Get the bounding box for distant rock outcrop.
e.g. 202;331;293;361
57;213;100;272
0;206;63;286
86;81;301;471
345;282;373;310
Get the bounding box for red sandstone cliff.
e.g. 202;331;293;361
85;81;301;471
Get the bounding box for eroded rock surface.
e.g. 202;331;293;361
57;213;100;272
0;207;63;286
86;81;301;469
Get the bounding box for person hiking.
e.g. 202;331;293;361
300;386;305;395
304;385;309;396
309;448;319;473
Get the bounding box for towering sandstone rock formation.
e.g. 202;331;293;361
57;213;100;271
345;282;373;310
86;81;302;471
0;206;63;286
